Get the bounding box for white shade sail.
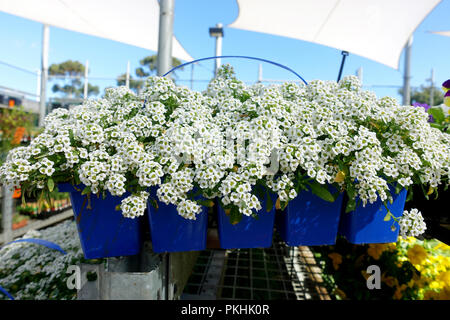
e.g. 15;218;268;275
431;30;450;37
229;0;441;69
0;0;193;61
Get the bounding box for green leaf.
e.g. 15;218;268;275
428;107;445;124
229;209;242;225
429;123;443;129
309;182;335;202
420;184;429;200
281;200;289;211
115;204;121;211
406;188;413;202
197;199;215;208
345;198;356;213
21;188;26;206
149;198;159;211
266;192;273;212
81;187;91;195
384;212;392;221
47;178;54;192
254;186;265;199
332;191;341;201
394;183;402;195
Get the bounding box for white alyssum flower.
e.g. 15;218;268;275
398;208;427;239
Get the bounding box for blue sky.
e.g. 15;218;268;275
0;0;449;103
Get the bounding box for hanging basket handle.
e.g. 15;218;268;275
162;55;308;85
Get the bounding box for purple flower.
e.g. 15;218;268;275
412;102;433;122
442;79;450;91
445;90;450;107
412;102;430;111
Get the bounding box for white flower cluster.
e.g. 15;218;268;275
0;221;84;300
1;64;449;224
0;85;165;219
120;191;150;219
398;208;427;239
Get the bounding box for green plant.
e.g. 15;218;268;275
0;106;34;164
311;236;450;300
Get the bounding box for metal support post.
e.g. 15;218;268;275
39;24;49;127
157;0;175;299
214;23;223;76
337;51;349;82
83;60;89;99
157;0;174;77
126;61;130;88
1;186;13;244
402;36;413;106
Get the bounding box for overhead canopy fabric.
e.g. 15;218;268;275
431;31;450;37
0;0;193;61
229;0;441;69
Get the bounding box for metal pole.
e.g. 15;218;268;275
214;23;223;77
36;70;41;102
157;0;174;76
126;61;130;88
402;36;413;106
356;67;363;84
337;51;349;82
38;24;49;127
190;63;194;89
157;0;174;300
257;63;263;83
83;60;89;99
430;68;434;106
1;186;13;244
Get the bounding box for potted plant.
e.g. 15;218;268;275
333;77;449;244
404;80;450;236
0;86;166;258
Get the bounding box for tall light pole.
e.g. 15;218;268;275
126;61;130;88
157;0;174;77
427;68;435;106
209;23;224;77
83;60;89;99
402;36;413;106
156;0;175;301
39;24;49;127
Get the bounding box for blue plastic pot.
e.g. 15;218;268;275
147;188;208;253
217;192;276;249
338;186;408;244
58;183;143;259
276;186;344;246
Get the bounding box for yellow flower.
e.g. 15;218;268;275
402;236;417;244
328;252;343;270
434;241;450;251
429;281;441;290
438;271;450;284
381;273;398;288
393;284;407;300
334;171;345;183
438;287;450;300
424;290;440;300
407;244;428;265
367;243;391;260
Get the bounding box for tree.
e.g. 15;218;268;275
116;55;184;93
0;106;34;164
49;60;99;98
116;73;143;93
398;85;444;106
135;55;183;78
